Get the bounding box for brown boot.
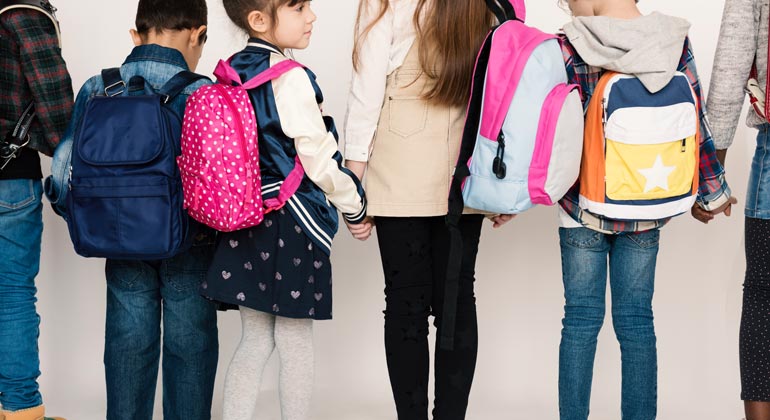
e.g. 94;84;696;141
1;405;65;420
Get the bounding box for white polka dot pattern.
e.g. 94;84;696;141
178;83;265;232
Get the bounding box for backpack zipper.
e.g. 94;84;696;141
492;131;507;179
601;98;607;129
681;138;686;152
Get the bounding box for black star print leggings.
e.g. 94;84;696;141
375;215;484;420
741;217;770;402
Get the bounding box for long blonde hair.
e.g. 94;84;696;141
352;0;496;107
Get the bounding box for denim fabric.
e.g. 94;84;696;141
558;227;660;420
0;179;44;411
104;242;218;420
746;124;770;219
44;44;209;218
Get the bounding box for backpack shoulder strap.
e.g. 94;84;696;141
100;68;126;97
484;0;520;24
214;58;304;90
447;30;495;224
157;71;210;104
0;0;61;48
441;27;496;353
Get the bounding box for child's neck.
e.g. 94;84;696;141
252;35;285;54
592;3;642;19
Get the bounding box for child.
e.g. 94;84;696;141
0;1;71;419
200;1;369;419
709;1;770;418
344;0;511;418
556;1;736;419
48;1;217;419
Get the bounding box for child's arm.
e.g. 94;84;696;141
12;9;74;155
343;0;395;165
273;65;367;225
707;0;758;152
680;41;735;215
45;78;98;216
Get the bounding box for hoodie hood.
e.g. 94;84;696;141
563;12;690;93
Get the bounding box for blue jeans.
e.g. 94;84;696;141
558;227;660;420
0;180;44;411
747;124;770;219
104;241;219;420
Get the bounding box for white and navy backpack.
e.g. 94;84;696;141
577;70;700;220
442;0;583;351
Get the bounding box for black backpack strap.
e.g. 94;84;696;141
440;29;495;351
0;0;61;47
483;0;507;24
483;0;518;24
101;68;126;97
157;71;210;104
0;101;34;172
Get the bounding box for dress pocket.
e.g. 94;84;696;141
388;95;429;138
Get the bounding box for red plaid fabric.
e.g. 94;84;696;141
0;8;72;157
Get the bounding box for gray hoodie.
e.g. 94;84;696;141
562;12;691;94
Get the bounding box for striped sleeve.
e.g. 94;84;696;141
273;64;368;224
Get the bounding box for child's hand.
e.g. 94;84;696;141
491;214;516;228
691;196;738;224
691;204;714;224
713;196;738;218
346;217;374;241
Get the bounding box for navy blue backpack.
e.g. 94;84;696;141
66;68;207;260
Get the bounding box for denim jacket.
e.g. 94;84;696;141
44;44;210;218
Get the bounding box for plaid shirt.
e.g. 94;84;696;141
0;8;73;157
558;35;732;234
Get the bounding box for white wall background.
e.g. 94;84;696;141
34;1;750;419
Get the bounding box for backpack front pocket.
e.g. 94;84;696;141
604;135;697;202
529;84;583;205
68;175;179;259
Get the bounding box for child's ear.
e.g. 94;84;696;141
129;29;143;46
189;25;208;48
247;10;270;35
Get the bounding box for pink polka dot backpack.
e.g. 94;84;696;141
178;59;305;232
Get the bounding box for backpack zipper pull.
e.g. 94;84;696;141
602;98;607;128
492;132;507;179
681;138;686;152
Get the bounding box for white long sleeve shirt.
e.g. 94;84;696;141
343;0;418;162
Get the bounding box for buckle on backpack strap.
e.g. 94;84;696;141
104;80;126;97
0;134;30;171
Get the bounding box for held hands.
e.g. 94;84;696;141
345;217;375;241
691;196;738;224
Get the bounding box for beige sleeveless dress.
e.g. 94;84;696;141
364;42;468;217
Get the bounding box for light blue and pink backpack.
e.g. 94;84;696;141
447;0;584;221
442;0;584;350
179;59;305;232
